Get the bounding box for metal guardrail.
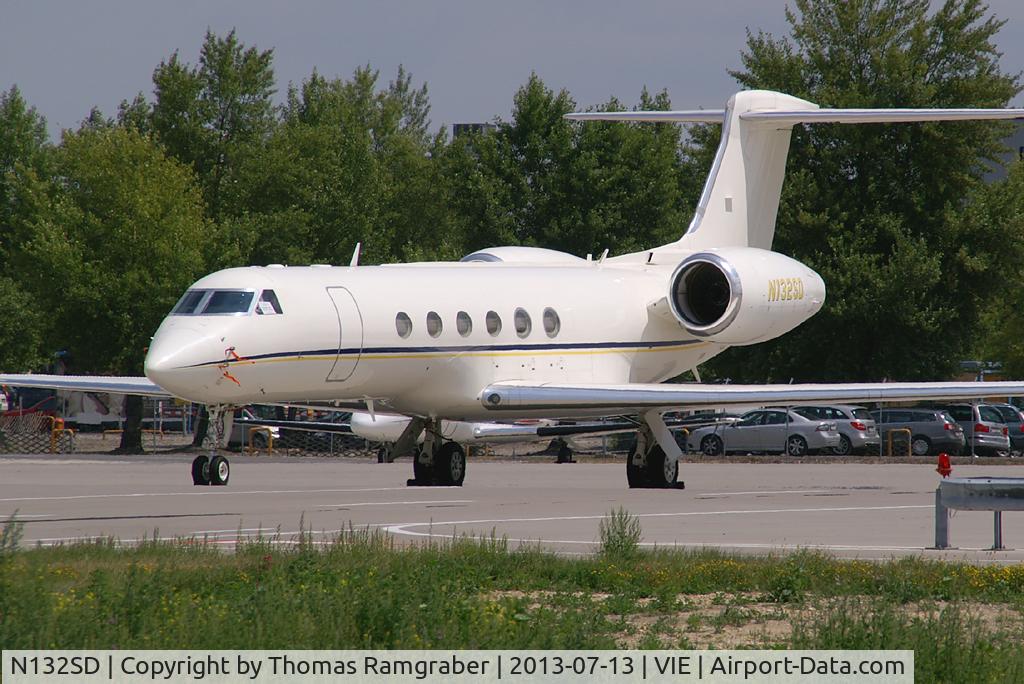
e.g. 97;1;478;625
934;477;1024;550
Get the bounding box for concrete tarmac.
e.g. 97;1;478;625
2;452;1024;563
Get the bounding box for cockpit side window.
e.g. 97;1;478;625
202;290;255;315
256;289;283;315
171;289;208;315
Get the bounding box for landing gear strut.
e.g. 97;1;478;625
626;412;682;489
192;405;232;486
409;418;466;487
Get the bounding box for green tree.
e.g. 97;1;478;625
152;29;276;219
0;276;45;372
8;127;210;450
229;66;452;266
694;0;1021;382
970;161;1024;377
440;74;690;258
0;86;50;259
0;86;51;372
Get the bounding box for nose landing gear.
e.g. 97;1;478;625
192;405;232;486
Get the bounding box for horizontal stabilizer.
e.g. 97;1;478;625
742;108;1024;124
565;110;725;123
565;107;1024;126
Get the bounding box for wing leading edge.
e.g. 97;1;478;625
480;381;1024;413
0;374;171;398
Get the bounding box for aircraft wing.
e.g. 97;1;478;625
0;373;172;398
480;381;1024;413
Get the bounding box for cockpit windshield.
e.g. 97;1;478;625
171;289;255;316
171;289;281;316
203;290;255;314
171;290;208;315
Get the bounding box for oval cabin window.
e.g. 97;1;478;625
426;311;443;338
514;308;532;338
456;311;472;337
543;308;560;337
395;312;412;338
486;311;502;336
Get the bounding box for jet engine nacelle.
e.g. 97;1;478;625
668;247;825;346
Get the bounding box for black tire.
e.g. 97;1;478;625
191;455;210;486
911;435;931;456
786;435;808;457
701;434;724;456
626;445;646;488
434;442;466;486
377;445;392;463
209;455;230;486
645;445;678;488
413;449;434;484
556;443;573;463
833;434;853;456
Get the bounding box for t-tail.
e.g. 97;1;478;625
566;90;1024;251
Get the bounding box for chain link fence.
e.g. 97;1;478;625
0;414;75;454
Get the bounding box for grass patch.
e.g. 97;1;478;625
3;515;1024;680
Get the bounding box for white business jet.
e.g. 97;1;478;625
5;89;1024;489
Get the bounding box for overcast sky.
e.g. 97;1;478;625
3;0;1023;138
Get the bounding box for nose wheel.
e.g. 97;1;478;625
192;405;232;486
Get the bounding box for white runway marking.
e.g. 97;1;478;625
315;499;474;508
0;486;419;503
381;503;933;538
698;489;830;497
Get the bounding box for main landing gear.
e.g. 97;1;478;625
192;405;233;486
408;418;466;487
626;413;684;489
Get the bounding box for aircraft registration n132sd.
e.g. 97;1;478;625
5;89;1024;489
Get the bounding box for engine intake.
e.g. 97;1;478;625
670;253;742;336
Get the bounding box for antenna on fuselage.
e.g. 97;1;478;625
350;243;361;267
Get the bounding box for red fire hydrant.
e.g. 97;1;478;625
936;453;952;478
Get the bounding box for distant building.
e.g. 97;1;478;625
452;122;497;138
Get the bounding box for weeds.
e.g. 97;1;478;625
1;512;23;560
598;507;642;559
2;526;1024;680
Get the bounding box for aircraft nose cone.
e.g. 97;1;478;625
144;326;204;394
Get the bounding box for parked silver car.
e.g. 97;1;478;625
869;408;965;456
987;403;1024;454
943;404;1010;456
687;408;840;456
793;405;880;455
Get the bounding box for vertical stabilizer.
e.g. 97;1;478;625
680;91;817;250
566;90;1024;254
